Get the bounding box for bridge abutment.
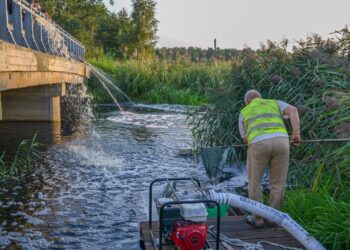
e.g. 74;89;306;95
0;84;64;122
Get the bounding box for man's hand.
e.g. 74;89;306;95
243;137;248;144
292;133;301;145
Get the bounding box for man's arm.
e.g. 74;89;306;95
238;113;248;144
283;105;301;143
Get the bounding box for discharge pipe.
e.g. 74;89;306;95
207;190;326;250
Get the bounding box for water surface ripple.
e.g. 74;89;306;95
0;108;210;249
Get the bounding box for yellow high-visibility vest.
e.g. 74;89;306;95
240;98;287;144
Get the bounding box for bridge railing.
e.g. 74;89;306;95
0;0;85;61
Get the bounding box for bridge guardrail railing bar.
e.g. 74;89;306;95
0;0;85;61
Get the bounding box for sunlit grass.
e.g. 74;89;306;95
283;184;350;250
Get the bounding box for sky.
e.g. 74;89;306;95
104;0;350;49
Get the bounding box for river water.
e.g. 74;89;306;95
0;105;245;249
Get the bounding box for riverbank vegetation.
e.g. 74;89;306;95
188;30;350;249
88;57;232;105
0;136;41;179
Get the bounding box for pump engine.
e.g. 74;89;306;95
156;198;208;250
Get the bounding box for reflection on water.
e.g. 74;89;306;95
0;122;62;155
0;106;246;249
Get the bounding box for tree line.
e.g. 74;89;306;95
40;0;240;62
41;0;158;59
155;47;239;62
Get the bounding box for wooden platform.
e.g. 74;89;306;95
140;216;304;250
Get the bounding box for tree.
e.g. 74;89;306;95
130;0;158;58
96;9;133;58
41;0;110;58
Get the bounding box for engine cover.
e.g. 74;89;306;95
171;223;207;250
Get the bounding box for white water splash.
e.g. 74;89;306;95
67;144;123;168
36;15;70;58
106;111;185;129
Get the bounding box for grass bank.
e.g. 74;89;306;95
88;57;232;105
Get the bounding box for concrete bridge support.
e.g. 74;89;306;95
0;84;65;121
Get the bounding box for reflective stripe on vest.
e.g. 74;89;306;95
240;99;288;144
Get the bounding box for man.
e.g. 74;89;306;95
239;90;301;227
30;0;51;20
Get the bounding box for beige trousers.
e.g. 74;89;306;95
247;137;290;210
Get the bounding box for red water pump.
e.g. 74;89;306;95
150;179;220;250
171;223;208;250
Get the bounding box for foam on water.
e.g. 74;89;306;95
107;111;185;130
67;144;124;168
132;104;191;113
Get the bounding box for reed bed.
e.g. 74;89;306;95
188;32;350;249
89;57;232;105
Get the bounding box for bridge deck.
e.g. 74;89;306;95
140;216;304;250
0;40;89;92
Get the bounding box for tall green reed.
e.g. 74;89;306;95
283;183;350;250
0;135;41;179
89;57;232;105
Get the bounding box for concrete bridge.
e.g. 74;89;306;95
0;0;90;122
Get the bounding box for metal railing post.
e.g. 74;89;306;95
19;0;30;48
12;0;26;46
40;24;48;53
0;0;9;41
2;0;16;43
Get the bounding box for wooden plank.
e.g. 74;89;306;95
0;72;84;91
140;216;304;250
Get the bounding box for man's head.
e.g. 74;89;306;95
244;90;261;105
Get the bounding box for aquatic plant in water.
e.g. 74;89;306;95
0;135;41;179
